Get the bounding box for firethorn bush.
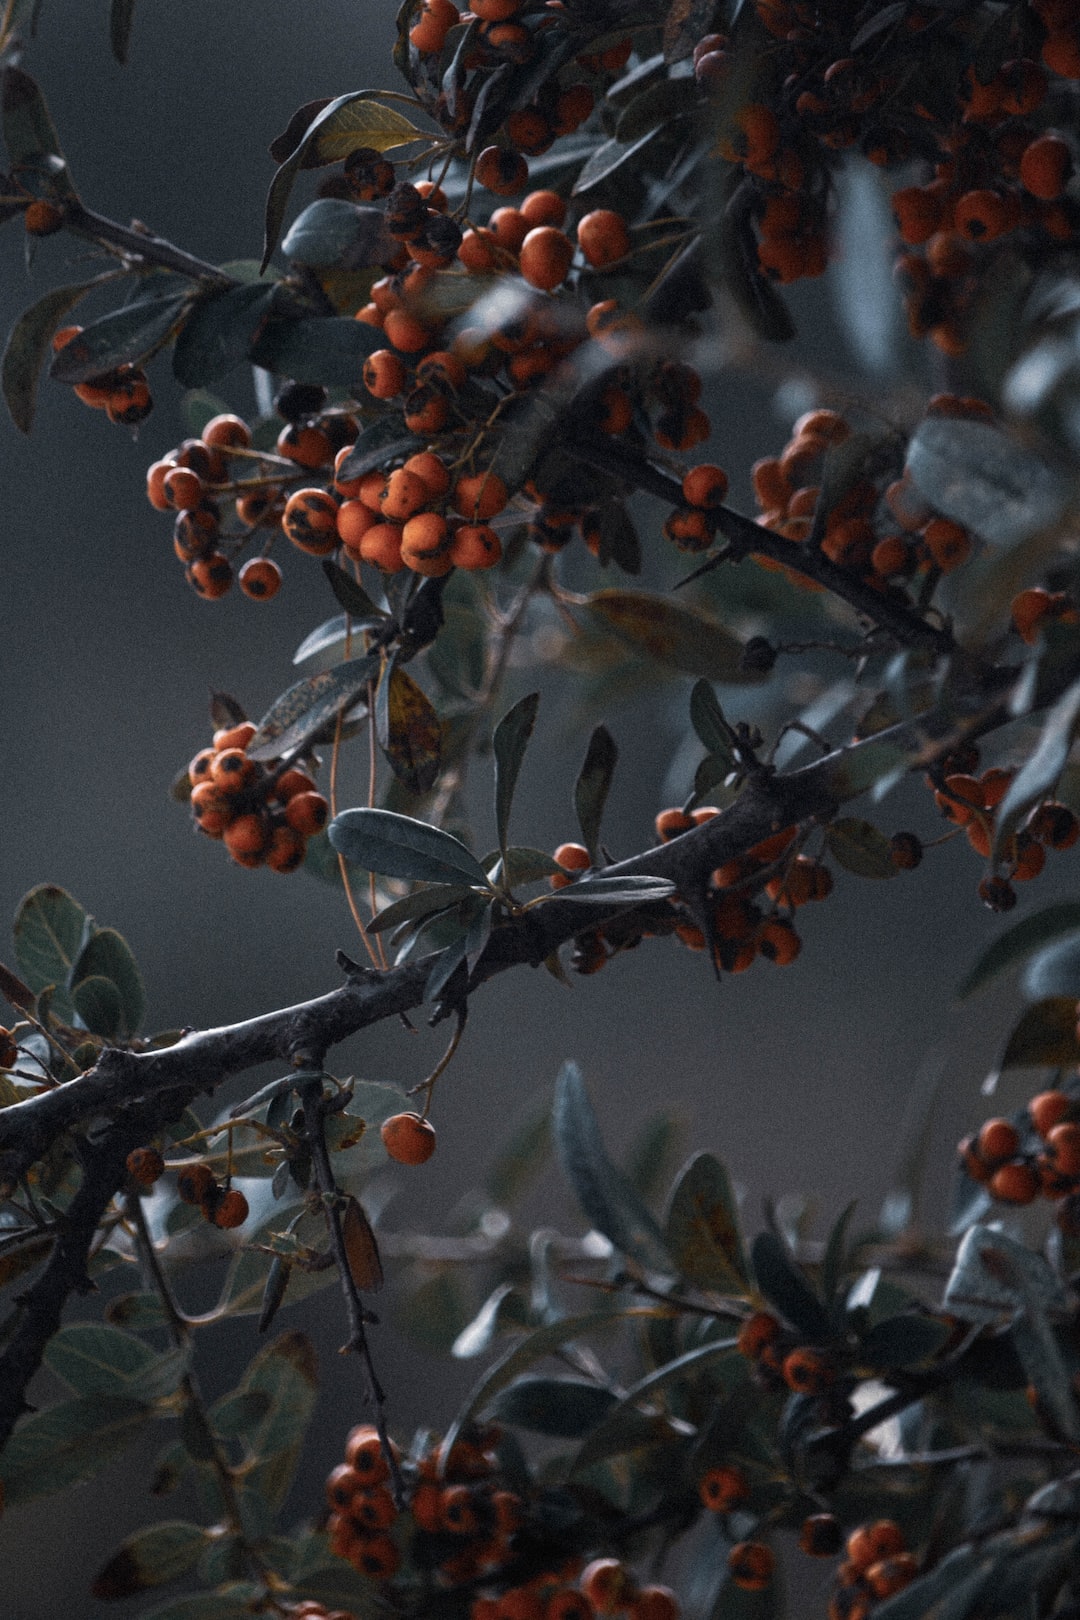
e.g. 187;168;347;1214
11;0;1080;1617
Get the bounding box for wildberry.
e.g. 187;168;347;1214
698;1464;749;1512
238;557;283;600
381;1111;437;1164
126;1147;165;1186
727;1542;774;1591
799;1514;843;1557
209;1187;249;1228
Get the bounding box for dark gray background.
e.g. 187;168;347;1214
0;5;1046;1613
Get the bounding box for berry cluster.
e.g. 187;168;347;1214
959;1089;1080;1214
52;324;153;426
186;720;329;873
828;1520;918;1619
125;1146;250;1229
927;742;1078;910
735;1309;843;1399
692;1;1080;355
146;400;360;600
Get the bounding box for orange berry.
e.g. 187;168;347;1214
176;1163;216;1205
381;1111;437;1164
1047;1122;1080;1177
213;722;257;752
846;1521;905;1572
1031;1091;1071;1139
126;1147;165;1186
989;1161;1039;1205
24;198;64;235
202;413;251;450
163;466;204;511
345;1424;392;1481
799;1514;843;1557
403;450;451;498
284;791;330;837
655;807;694;841
383;307;431;353
266;825;306;874
736;1310;781;1358
283;488;340;555
727;1542;774;1591
451;523;502;570
210;1188;249;1229
363;349;407;399
698;1464;749;1512
681;464;729;509
277;423;334;468
187;553;233;599
475;145;529;195
238;557;283;600
224;813;271;866
977;1117;1020;1165
452;470;508;521
519;225;573;290
360;522;405;572
631;1588;679;1620
576;208;631;268
336;498;378;551
379;467;430;522
865;1554;919;1600
580;1559;638;1614
521;189;566;228
782;1346;834;1393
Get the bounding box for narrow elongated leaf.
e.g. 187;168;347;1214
1001;998;1080;1068
49;294;193;384
3;276;107;432
172;282;277;388
109;0;137;63
263;92;424;269
249;314;381;386
664;1152;749;1292
247;654;378;761
71;926;145;1040
13;883;89;1021
321;560;386;624
375;661;442;793
440;1309;622;1464
993;678;1080;859
587;590;763;683
91;1521;207;1599
341;1195;384;1292
689;680;734;758
820;1200;856;1312
493;692;540;860
751;1232;830;1340
491;1377;618;1436
574;726;618;863
554;1062;670;1269
906;418;1067;547
329;808;490;886
0;1395;150;1505
572;127;659;193
293;613;352;665
547;874;675;905
958;902;1080;999
825;818;897;880
368;883;474;934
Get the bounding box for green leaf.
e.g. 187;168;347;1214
1025;931;1080;999
263;92;424;269
45;1323;187;1400
572;127;660;194
247;654;378;761
209;1390;272;1441
493;692;540;862
0;1395;150;1505
2;67;76;194
397;1271;468;1352
574;726;618;864
321;560;387;624
491;1376;618;1436
1001;997;1080;1068
105;1292;170;1331
587;590;764;683
825;818;897;880
546;874;676;905
2;276;107;433
820;1200;856;1312
367;883;474;934
958;902;1080;999
993;678;1080;860
91;1521;207;1600
615;75;698;141
293;613;353;666
109;0;137;63
440;1309;623;1464
12;883;90;1022
553;1061;671;1270
171;282;277;388
452;1283;530;1359
241;1331;318;1506
689;680;735;760
49;293;193;384
488;847;564;886
281;198;392;269
71;975;125;1041
905;417;1067;547
330;809;490;887
664;1151;749;1293
249;314;382;386
375;661;442;794
858;1313;950;1372
70;926;145;1040
336;414;421;481
751;1232;830;1340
